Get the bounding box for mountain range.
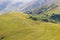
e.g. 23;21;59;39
0;0;56;14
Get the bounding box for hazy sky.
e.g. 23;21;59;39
10;0;34;3
0;0;35;3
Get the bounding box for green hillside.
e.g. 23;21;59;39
0;12;60;40
29;2;60;23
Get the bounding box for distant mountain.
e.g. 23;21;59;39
0;0;59;14
0;0;24;14
22;0;55;14
12;2;23;7
0;1;10;11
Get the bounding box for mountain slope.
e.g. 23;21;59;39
0;12;60;40
0;1;10;11
0;0;55;14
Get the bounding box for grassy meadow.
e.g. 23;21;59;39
0;12;60;40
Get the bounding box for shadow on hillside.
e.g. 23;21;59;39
50;14;60;21
0;35;5;40
50;14;60;23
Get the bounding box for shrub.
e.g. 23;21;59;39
29;16;37;21
42;19;48;22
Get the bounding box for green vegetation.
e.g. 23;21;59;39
29;11;60;23
0;12;60;40
28;3;60;23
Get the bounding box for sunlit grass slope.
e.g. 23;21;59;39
0;12;60;40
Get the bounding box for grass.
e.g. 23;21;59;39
0;12;60;40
